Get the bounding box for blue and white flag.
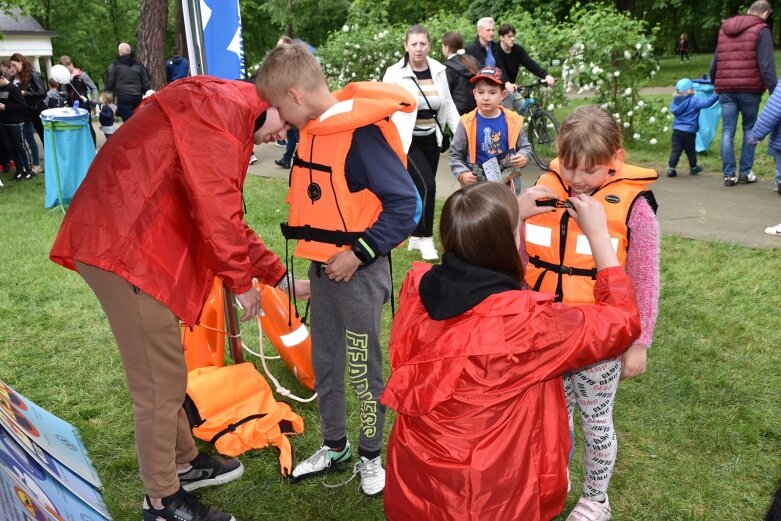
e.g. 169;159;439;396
201;0;245;79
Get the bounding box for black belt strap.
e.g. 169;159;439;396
280;222;362;247
292;156;332;173
529;256;597;279
209;413;268;444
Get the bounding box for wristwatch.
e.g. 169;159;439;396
351;243;369;264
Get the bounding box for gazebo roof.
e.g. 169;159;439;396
0;8;56;36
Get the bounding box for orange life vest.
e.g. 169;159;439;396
281;82;415;262
185;363;305;476
524;159;657;304
460;106;524;164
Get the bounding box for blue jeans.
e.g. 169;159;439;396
719;92;761;177
772;148;781;185
281;127;299;164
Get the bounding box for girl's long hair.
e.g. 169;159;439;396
441;31;479;75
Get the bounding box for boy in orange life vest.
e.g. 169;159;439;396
522;105;659;521
448;66;531;190
256;44;420;497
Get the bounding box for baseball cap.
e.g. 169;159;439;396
470;66;505;86
676;78;694;92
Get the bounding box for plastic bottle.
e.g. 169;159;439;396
73;100;79;114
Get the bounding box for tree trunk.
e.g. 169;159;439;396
136;0;168;90
286;0;294;36
175;1;187;59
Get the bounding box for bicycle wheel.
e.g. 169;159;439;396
528;109;560;170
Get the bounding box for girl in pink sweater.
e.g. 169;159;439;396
521;105;660;521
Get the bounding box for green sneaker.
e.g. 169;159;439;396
290;441;352;483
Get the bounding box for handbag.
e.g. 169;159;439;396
411;77;451;153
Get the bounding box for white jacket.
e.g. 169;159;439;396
383;56;461;153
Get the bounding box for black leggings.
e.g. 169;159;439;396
406;132;440;237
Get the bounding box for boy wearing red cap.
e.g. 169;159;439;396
448;66;531;190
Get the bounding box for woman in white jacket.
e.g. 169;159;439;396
383;24;461;260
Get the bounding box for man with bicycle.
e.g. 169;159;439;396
496;23;555;111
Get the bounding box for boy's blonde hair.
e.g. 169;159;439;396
256;43;326;100
557;105;623;170
99;91;113;105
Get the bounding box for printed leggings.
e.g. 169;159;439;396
564;356;621;500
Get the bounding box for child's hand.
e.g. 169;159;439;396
621;343;647;379
566;194;608;237
517;186;558;220
509;153;528;168
0;103;5;111
324;250;362;283
458;171;479;186
747;137;760;146
292;278;311;300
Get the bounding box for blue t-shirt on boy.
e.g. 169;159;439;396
475;111;509;165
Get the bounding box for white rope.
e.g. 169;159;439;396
247;317;318;403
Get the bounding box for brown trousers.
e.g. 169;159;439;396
77;262;198;497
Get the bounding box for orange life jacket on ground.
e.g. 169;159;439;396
185;363;305;476
281;82;415;262
524;159;657;304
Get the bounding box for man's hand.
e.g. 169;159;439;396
324;250;362;283
544;75;555;87
505;81;517;94
621;343;647;379
235;286;260;322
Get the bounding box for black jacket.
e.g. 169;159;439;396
464;37;510;82
106;54;151;97
497;44;548;84
0;82;29;124
18;71;47;116
444;57;477;115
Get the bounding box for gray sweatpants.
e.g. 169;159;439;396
308;256;391;455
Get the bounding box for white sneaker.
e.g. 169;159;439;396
408;236;439;260
290;441;352;483
765;223;781;236
249;154;258;165
356;456;385;497
0;178;4;187
566;496;612;521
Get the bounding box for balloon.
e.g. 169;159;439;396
50;64;71;84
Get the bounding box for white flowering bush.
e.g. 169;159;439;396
561;3;667;142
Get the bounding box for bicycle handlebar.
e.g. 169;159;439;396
513;80;549;90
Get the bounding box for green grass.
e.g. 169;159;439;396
1;172;780;520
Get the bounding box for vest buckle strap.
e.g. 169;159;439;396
280;222;362;247
292;155;332;173
529;256;597;279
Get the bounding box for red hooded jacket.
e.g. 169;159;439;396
714;14;767;93
382;261;640;521
50;77;285;326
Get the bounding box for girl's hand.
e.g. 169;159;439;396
458;171;479;186
566;194;619;270
621;343;647;379
517;186;558;220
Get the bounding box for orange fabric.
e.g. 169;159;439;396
285;82;414;262
524;159;657;304
50;77;285;326
256;282;315;390
187;363;304;476
460;106;524;163
382;263;641;521
181;277;226;371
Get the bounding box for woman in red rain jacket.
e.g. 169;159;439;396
382;182;641;521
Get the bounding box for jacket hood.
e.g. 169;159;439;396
722;14;766;37
117;54;137;66
419;252;521;320
445;57;473;79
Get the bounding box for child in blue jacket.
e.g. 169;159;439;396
667;78;719;177
748;82;781;195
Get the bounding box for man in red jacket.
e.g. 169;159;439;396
710;0;776;187
50;77;309;521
